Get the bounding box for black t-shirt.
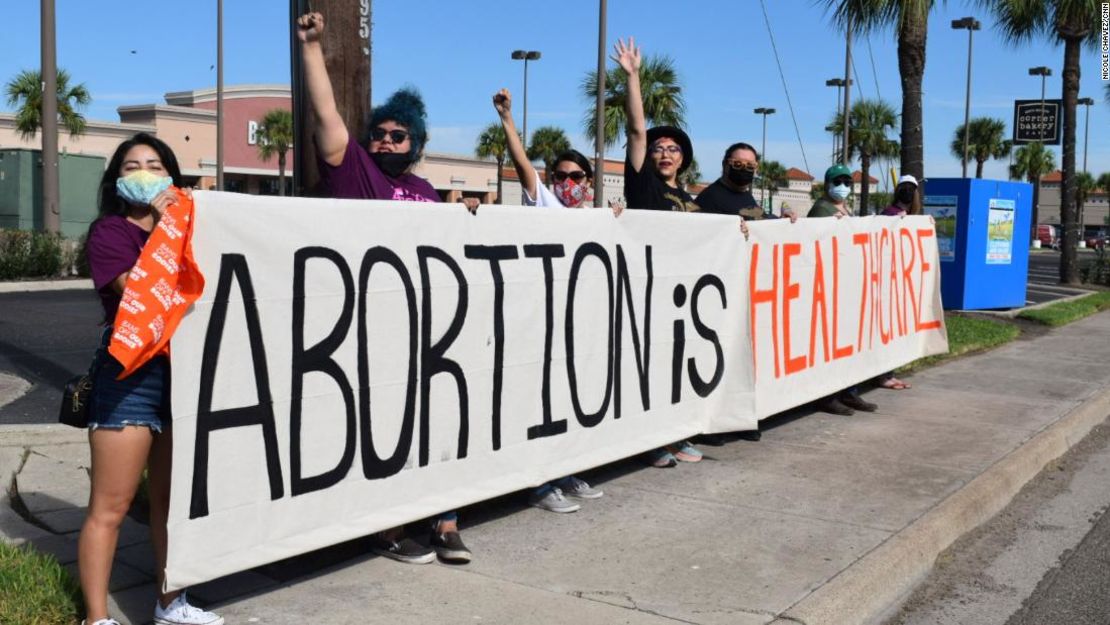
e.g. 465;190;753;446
624;158;699;212
694;179;779;220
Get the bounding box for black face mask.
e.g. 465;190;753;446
370;152;413;178
727;167;755;187
895;187;915;205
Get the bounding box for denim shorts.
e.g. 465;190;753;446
87;327;169;433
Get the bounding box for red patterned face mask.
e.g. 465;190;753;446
553;179;593;208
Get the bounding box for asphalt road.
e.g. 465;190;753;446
1024;250;1098;305
0;289;103;424
887;420;1110;625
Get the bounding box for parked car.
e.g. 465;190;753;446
1036;224;1059;249
1085;232;1108;249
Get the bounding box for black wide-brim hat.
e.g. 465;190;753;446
646;125;693;174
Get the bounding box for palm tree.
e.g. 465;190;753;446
760;160;789;211
979;1;1103;284
475;122;509;204
255;108;294;196
582;54;686;148
1074;171;1094;237
820;0;937;183
829;99;900;214
1010;142;1056;238
4;68;91;140
950;117;1013;179
525;126;571;184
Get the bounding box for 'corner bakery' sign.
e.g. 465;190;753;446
1013;99;1061;145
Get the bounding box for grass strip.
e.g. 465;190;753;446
0;541;81;625
1017;291;1110;327
899;313;1020;373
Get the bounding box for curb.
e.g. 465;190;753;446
972;289;1097;319
770;387;1110;625
0;279;92;294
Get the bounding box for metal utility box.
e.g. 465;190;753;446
922;178;1032;310
0;149;105;238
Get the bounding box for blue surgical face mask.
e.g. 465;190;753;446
829;183;851;201
116;170;173;206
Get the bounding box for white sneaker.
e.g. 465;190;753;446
558;476;604;500
83;620;121;625
529;486;581;513
154;593;224;625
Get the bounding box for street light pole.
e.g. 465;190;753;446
40;0;60;233
1078;96;1094;236
754;107;775;209
511;50;541;152
952;17;980;178
1028;66;1052;142
593;0;606;208
825;78;848;165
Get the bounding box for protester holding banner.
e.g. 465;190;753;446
872;174;924;391
297;11;471;564
695;142;797;238
805;164;879;416
79;133;223;625
614;37;703;467
489;87;607;511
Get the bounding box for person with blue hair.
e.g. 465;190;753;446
297;10;473;565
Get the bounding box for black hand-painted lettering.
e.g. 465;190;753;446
417;247;470;466
463;245;520;451
190;254;283;519
687;274;726;397
358;247;419;479
565;243;614;428
614;245;652;418
671;284;687;405
290;248;356;496
523;244;567;439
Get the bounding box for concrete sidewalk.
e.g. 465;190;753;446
2;313;1108;625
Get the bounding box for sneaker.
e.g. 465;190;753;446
557;476;603;500
530;486;582;513
647;447;677;468
369;534;436;564
83;620;122;625
736;429;762;442
818;397;855;416
840;392;877;413
430;530;472;563
666;441;703;463
153;593;223;625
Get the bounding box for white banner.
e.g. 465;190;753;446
166;191;754;589
746;218;948;416
165;193;945;590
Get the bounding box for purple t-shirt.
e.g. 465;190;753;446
318;137;439;202
882;204;907;216
86;215;150;324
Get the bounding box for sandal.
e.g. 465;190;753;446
880;377;910;390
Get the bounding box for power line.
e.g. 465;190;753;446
867;35;881;101
757;0;810;175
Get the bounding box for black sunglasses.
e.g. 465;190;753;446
831;176;853;186
370;128;410;144
552;170;587;183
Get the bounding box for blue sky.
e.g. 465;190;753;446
2;0;1107;187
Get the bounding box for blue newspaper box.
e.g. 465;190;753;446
921;178;1032;310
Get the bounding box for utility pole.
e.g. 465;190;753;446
291;0;372;196
40;0;60;233
825;78;848;165
951;17;980;178
841;22;852;166
217;0;224;190
511;50;541;152
593;0;607;208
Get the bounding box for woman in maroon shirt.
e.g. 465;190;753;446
79;134;222;625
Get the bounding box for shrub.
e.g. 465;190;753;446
1081;247;1109;286
0;229;75;280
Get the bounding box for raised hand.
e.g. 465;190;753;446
493;89;512;118
610;37;641;76
296;12;324;43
